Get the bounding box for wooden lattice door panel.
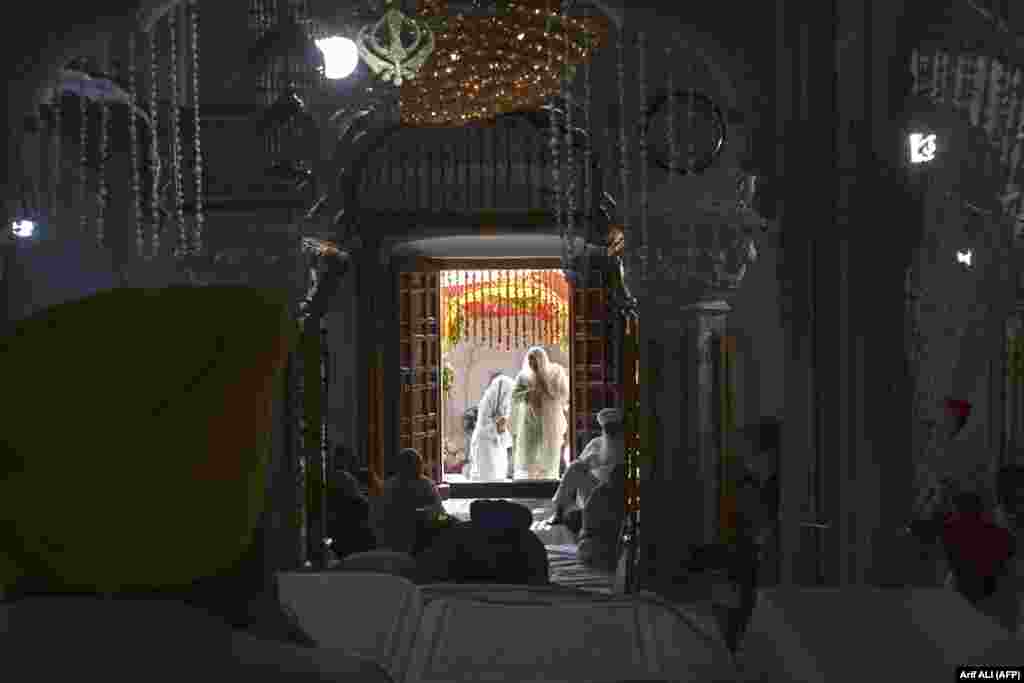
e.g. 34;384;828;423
572;267;615;458
399;271;442;482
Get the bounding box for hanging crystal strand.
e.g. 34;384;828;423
970;55;987;129
953;53;971;111
505;270;511;351
616;28;631;280
128;31;145;258
190;0;204;256
943;51;955;103
50;89;62;230
536;274;544;348
462;270;468;343
562;0;576;281
993;59;1010;155
541;271;547;346
149;25;161;259
687;61;698;277
169;10;186;258
917;50;931;99
1007;70;1024;195
982;58;1001;143
516;269;522;349
79;89;89;236
997;60;1015;169
97;47;111;249
550;101;564;268
1001;68;1021;167
933;50;946;104
636;32;648;280
547;272;553;346
910;49;921;97
472;270;478;341
581;13;593;288
493;270;498;349
666;44;678;271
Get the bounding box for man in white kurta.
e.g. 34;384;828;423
549;408;624;531
469;372;515;480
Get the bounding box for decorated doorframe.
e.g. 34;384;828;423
435;261;573;480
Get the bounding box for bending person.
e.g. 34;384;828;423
510;347;569;480
469;371;515;481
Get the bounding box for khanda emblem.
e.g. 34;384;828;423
356;0;435;86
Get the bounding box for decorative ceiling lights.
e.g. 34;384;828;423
399;0;608;126
356;0;436;86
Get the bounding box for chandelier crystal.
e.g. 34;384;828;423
400;0;608;126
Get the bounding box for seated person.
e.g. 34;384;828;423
577;464;627;571
0;286;389;680
370;448;445;554
325;469;377;560
549;408;624;534
415;500;549;585
942;490;1017;630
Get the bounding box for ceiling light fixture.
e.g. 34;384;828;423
316;36;360;79
11;219;36;238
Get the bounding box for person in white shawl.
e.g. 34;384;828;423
469;371;516;480
510;346;570;480
549;408;624;531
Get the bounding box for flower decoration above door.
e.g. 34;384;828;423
441;269;570;353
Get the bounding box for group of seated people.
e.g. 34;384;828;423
327;407;635;585
326;447;550;585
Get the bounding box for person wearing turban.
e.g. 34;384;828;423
548;408;624;535
0;286;391;680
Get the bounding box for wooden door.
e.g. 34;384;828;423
571;264;617;460
398;270;443;482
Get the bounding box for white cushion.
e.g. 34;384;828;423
1;597;393;681
740;587;1020;682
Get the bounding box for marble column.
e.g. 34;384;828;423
625;207;760;599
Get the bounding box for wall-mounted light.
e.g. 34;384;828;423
956;248;973;269
908;131;938;164
11;220;35;238
316;36;359;80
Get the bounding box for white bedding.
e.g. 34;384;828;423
277;571;737;683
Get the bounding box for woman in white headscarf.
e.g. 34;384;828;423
469;371;516;480
510;347;570;480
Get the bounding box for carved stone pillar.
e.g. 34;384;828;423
622;198;761;598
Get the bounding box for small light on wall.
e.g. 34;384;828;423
908;132;938;164
316;36;359;80
956;248;973;268
11;220;35;238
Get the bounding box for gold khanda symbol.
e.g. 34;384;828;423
356;0;435;86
